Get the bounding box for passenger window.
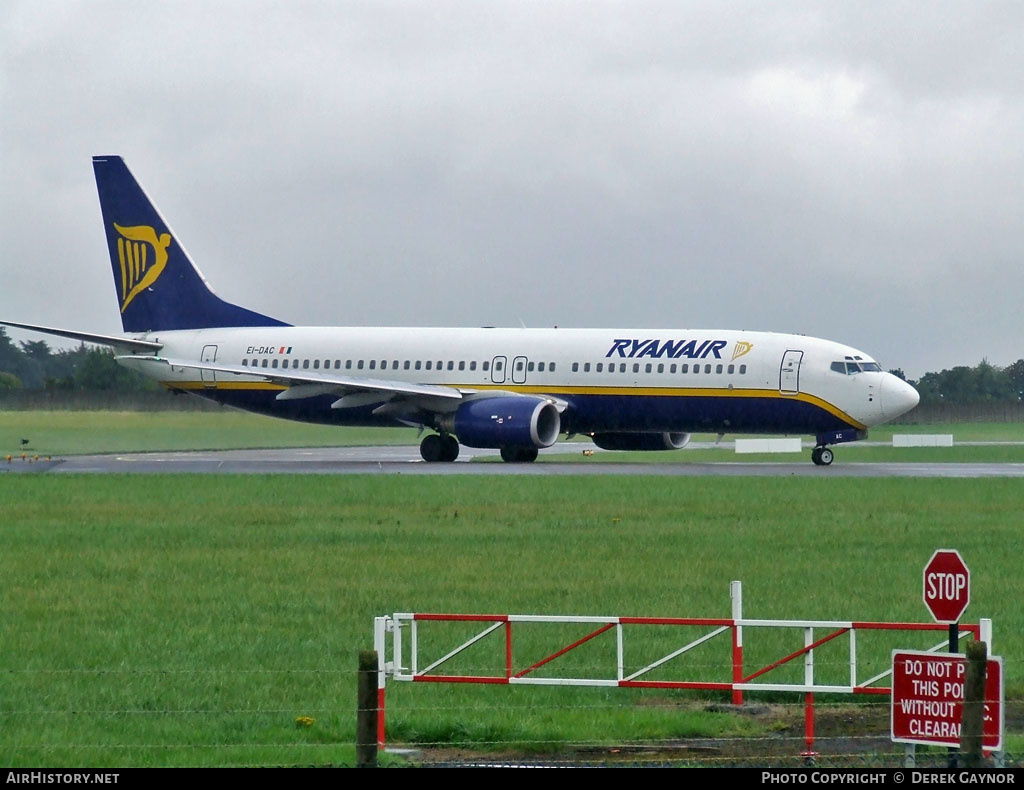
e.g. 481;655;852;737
425;361;432;370
550;363;556;372
596;363;603;372
728;364;735;374
527;362;535;372
572;362;579;372
470;361;476;371
242;359;248;367
458;361;465;371
272;359;279;368
357;360;364;370
302;359;309;369
681;364;688;373
657;364;664;373
705;364;712;373
516;360;524;371
740;364;747;374
619;363;626;373
369;360;375;370
538;362;545;372
447;361;454;371
345;360;352;369
716;364;723;374
670;364;676;373
584;363;591;372
324;359;330;368
404;361;410;370
482;361;489;371
415;361;422;370
645;363;652;373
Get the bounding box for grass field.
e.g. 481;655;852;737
0;410;422;456
1;474;1020;767
3;409;1024;461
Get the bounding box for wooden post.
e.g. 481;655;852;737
961;640;987;769
357;650;379;768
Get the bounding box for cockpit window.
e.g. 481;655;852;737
833;359;883;374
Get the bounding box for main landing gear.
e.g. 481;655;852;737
420;433;460;463
418;433;540;463
811;446;834;466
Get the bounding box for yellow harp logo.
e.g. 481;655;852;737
114;223;172;313
731;341;753;361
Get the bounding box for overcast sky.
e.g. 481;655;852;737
2;1;1021;379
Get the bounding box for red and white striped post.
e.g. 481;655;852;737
373;616;388;747
731;580;743;705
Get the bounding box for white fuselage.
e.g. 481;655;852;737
119;326;920;436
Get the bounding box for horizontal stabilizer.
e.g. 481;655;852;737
0;320;163;353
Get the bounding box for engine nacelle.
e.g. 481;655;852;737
590;432;691;451
445;397;561;449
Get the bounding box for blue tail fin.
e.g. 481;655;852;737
93;156;290;332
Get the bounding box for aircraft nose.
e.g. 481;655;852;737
881;374;920;419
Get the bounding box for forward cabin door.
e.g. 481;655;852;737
201;344;218;388
779;350;803;395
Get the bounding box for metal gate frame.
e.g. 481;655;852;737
372;582;992;755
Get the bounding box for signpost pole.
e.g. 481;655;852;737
948;622;958;769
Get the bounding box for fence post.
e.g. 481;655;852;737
731;580;743;705
357;650;379;768
960;640;987;769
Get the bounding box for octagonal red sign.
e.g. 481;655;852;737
922;549;970;623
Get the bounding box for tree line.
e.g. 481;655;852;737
1;327;1022;405
0;329;156;393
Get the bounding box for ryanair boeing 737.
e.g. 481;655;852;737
2;156;919;465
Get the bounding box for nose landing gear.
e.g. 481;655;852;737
811;446;834;466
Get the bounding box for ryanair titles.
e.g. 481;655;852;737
606;338;730;360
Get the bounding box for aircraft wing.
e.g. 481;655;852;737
117;355;464;402
0;320;163;354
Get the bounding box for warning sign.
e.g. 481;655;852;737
890;650;1003;750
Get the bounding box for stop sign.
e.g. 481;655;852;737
923;549;970;623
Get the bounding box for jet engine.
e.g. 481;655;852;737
443;396;561;449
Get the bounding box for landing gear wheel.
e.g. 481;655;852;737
441;435;460;462
811;446;834;466
420;434;443;462
500;446;539;463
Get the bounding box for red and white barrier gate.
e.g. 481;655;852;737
372;581;991;754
